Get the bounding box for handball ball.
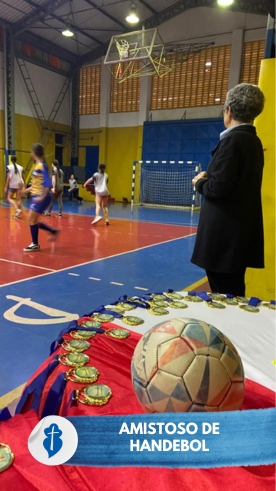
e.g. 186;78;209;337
131;318;244;413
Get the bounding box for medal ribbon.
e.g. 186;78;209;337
0;407;12;422
188;291;212;302
41;373;67;418
248;297;261;307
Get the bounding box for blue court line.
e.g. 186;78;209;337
0;235;204;396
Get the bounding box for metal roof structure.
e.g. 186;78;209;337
0;0;268;70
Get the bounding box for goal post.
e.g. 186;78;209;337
131;160;201;212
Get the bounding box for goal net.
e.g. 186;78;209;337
132;160;201;210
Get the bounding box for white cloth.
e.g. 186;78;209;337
7;164;24;189
93;172;109;196
69;178;78;190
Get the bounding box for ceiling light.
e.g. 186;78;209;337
126;3;139;24
217;0;234;6
215;98;221;102
205;61;212;66
62;23;74;37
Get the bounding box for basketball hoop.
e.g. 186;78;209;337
115;39;129;61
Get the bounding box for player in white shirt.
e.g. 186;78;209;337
84;163;110;225
4;156;26;218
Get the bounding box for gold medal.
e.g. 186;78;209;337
0;444;14;473
76;384;112;406
79;320;102;328
105;306;125;314
148;307;169;316
151;294;167;301
70;330;97;340
105;328;130;339
59;352;89;367
262;302;276;310
118;302;137;311
93;314;114;323
206;301;226;309
221;298;239;306
122;316;144;326
151;300;168;308
185;295;203;302
234;296;249;304
169;301;188;309
62;340;90;353
239;304;259;313
128;297;146;305
165;292;184;300
66;366;99;384
209;293;226;301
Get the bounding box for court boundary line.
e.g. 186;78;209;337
183;276;208;292
0;383;25;410
0;233;196;289
0;258;55;272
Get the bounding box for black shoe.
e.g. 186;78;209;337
23;243;40;252
48;229;60;242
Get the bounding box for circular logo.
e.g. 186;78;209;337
28;416;78;466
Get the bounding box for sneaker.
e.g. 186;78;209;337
56;214;62;218
43;212;51;217
23;243;40;252
48;229;60;242
91;216;102;225
105;220;110;226
16;209;22;218
12;214;20;219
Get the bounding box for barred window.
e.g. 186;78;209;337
79;65;101;115
151;45;231;110
110;63;140;112
240;40;265;85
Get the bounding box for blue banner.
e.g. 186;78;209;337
66;408;276;468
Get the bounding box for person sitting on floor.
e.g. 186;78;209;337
68;174;83;202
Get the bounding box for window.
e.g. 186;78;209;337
79;65;101;115
110;63;140;112
151;45;231;110
240;40;265;85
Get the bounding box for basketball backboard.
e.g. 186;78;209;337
104;28;157;64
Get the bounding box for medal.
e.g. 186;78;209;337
206;301;226;309
70;330;97;340
209;293;226;301
0;444;14;473
62;340;90;353
122;316;144;326
79;320;102;328
234;296;249;304
148;307;169;316
76;384;112;406
105;306;125;314
118;302;136;311
151;294;167;301
128;297;146;305
93;314;114;323
169;301;188;309
221;298;239;306
105;328;130;339
66;366;99;384
165;292;184;300
262;302;276;310
151;300;168;307
59;352;89;367
185;295;203;302
239;304;259;313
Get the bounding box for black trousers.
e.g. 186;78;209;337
206;268;246;297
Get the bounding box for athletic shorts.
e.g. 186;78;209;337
9;188;20;194
30;194;51;214
96;192;109;197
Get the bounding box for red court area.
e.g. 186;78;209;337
0;207;196;285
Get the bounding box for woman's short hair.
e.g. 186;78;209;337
225;83;265;123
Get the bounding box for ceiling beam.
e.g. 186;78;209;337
17;30;78;64
12;0;71;36
138;0;158;15
83;0;128;29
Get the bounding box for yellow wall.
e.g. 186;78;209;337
78;125;143;202
0;111;71;198
246;58;276;300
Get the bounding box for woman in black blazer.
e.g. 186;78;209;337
191;83;265;296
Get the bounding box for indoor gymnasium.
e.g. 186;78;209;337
0;1;275;490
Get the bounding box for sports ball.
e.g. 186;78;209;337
131;318;244;413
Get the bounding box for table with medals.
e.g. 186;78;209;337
0;290;275;490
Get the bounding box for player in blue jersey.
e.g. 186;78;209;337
22;143;59;252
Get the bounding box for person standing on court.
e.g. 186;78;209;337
83;163;110;225
4;156;26;219
21;143;59;252
191;83;265;296
44;160;64;217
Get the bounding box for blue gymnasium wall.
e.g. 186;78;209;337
142;118;224;171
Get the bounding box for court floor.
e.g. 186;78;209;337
0;200;206;403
